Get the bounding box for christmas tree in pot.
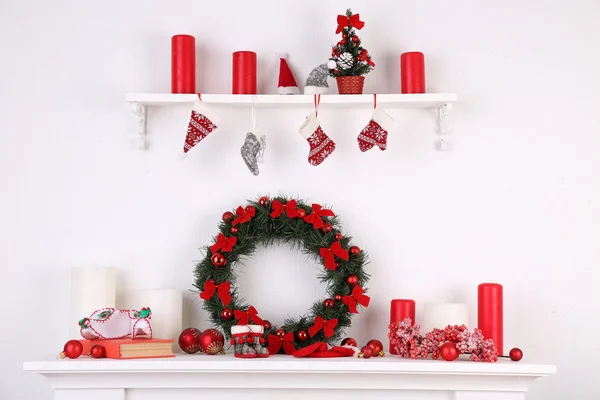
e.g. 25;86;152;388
328;9;375;94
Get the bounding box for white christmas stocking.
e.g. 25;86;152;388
298;113;336;166
357;108;394;152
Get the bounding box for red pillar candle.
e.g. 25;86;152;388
389;299;416;354
400;52;425;94
232;51;257;94
478;283;503;356
171;35;196;94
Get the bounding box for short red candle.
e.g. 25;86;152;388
478;283;503;356
171;35;196;94
400;52;425;94
389;299;416;354
232;51;257;94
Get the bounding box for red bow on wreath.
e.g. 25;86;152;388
199;279;232;306
234;305;263;325
270;199;298;218
336;13;365;34
342;285;370;314
267;331;296;355
308;316;338;338
210;233;237;254
232;206;255;226
304;204;335;229
319;241;349;271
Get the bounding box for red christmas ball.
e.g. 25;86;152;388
222;211;234;223
297;330;308;341
366;339;385;357
276;329;286;338
321;222;333;233
61;340;83;359
359;345;373;359
334;294;342;301
89;344;106;359
230;226;238;234
341;337;357;347
324;298;335;308
509;347;523;362
296;208;307;219
259;196;269;207
211;253;226;267
342;33;347;38
245;205;255;214
347;275;359;286
335;233;343;241
198;329;225;355
263;320;272;331
440;342;459;361
352;35;358;43
178;327;202;354
350;246;361;255
220;308;233;320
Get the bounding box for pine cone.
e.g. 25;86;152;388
337;52;354;70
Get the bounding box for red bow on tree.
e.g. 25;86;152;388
267;331;295;355
270;199;298;218
234;306;263;325
232;206;255;226
304;204;335;229
308;316;338;338
342;285;370;314
336;13;365;34
210;233;237;254
319;241;349;271
199;279;232;306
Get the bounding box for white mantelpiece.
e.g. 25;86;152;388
24;354;555;400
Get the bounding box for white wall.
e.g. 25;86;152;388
1;0;599;398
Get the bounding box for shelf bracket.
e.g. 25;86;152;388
132;103;147;150
436;102;453;151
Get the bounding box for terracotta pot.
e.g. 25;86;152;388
336;76;365;94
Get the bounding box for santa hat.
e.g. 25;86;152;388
278;54;299;94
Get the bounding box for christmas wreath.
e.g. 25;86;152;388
194;195;370;353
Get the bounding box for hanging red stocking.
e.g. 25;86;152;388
357;95;394;152
298;95;336;166
181;95;220;157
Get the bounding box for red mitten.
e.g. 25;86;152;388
298;113;336;166
181;101;220;157
357;108;394;152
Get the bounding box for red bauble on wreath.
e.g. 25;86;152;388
194;195;370;351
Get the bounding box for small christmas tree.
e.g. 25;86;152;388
328;9;375;78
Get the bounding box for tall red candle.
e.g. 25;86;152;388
478;283;503;356
400;52;425;94
232;51;257;94
171;35;196;94
389;299;416;354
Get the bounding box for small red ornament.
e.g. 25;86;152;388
334;294;342;301
296;208;306;219
347;275;359;286
259;196;269;207
341;39;347;45
440;342;459;361
350;246;361;255
220;308;233;320
321;222;333;233
358;345;373;359
352;36;358;43
276;329;286;338
334;69;339;75
263;320;272;331
222;211;234;223
60;340;83;359
342;33;347;38
89;344;106;359
245;205;255;213
324;298;335;308
341;337;357;347
198;328;225;355
335;233;343;241
297;330;308;341
178;327;202;354
211;253;226;267
230;226;238;234
509;347;523;362
366;339;385;357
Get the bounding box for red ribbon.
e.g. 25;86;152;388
234;305;263;325
319;241;349;271
267;332;295;355
336;13;365;34
304;204;335;229
308;316;338;338
270;199;298;218
210;233;237;254
199;279;232;306
232;206;255;226
342;285;370;314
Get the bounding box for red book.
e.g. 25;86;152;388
79;338;175;359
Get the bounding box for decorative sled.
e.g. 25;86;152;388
79;307;152;340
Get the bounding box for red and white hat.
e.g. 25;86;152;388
278;54;299;94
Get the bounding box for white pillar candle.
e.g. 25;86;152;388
420;303;469;333
138;289;182;346
69;267;117;339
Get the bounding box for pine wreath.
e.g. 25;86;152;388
193;195;370;354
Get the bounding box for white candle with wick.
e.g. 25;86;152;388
421;303;469;333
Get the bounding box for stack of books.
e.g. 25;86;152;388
79;338;175;359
